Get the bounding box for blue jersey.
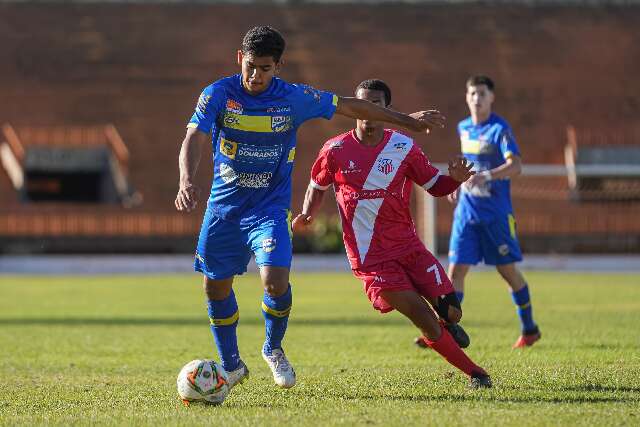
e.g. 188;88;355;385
455;113;520;222
188;74;337;222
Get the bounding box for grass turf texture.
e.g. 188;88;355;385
1;271;639;426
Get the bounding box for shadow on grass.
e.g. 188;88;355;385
0;317;405;327
337;392;639;404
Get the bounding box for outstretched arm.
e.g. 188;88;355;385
292;183;327;233
466;155;521;189
335;97;445;134
175;127;208;212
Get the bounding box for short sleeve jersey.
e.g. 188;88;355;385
456;113;520;222
311;129;441;269
188;74;337;221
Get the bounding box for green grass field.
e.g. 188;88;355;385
1;271;639;426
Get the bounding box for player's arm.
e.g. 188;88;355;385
335;96;445;134
292;183;326;233
175;127;207;212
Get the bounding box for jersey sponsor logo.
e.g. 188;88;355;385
261;237;277;253
223;112;291;133
377;158;394;175
220;139;282;164
329;140;343;149
266;105;292;113
225;99;243;114
271;115;293;132
220;138;238;159
341;159;361;174
344;189;391;201
196;94;211;114
219;163;273;188
461;137;493;155
393;141;408;151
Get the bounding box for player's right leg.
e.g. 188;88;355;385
448;217;482;305
380;289;491;388
195;209;252;388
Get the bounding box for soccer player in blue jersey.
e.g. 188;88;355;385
174;26;445;389
446;75;540;349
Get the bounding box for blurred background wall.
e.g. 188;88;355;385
1;1;639;254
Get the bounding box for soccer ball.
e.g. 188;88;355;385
177;359;230;405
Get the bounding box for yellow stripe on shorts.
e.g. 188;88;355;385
508;214;517;239
261;302;291;318
209;311;239;326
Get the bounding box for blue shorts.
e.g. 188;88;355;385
194;209;292;280
448;213;522;266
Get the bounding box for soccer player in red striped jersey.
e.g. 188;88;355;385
292;79;492;388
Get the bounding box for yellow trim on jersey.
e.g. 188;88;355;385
286;209;293;239
220;138;238;159
223;112;273;132
261;302;291;318
186;123;199;129
287;147;296;163
332;94;339;106
503;150;515;160
508;214;517;239
209;311;239;326
461;139;482;155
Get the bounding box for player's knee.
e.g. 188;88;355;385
203;277;233;300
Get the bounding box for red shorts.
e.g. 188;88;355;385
353;247;454;313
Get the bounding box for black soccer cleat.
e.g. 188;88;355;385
445;323;471;349
470;372;492;389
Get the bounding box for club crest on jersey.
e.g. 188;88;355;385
226;99;243;114
220;138;238;159
377;158;394;175
271;115;292;132
262;238;276;253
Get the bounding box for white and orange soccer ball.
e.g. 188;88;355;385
177;359;230;405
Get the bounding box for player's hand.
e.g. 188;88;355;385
448;156;475;182
291;213;314;233
175;182;201;213
409;110;446;134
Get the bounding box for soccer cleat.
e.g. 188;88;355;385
512;327;541;349
226;359;250;388
414;323;471;349
445;323;471;349
470;371;492;389
262;348;296;388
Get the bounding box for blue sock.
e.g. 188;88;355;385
207;290;240;372
511;284;537;333
262;284;292;356
455;291;464;304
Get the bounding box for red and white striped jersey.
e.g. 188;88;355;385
310;129;441;269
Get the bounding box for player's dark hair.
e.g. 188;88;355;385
241;26;286;62
466;75;495;92
356;79;392;107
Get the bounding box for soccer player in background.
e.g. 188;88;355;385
444;75;541;348
175;26;445;390
293;79;492;388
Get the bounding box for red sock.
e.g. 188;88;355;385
425;324;487;377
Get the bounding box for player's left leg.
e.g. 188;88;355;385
380;289;491;388
496;263;541;348
482;214;540;348
247;210;296;388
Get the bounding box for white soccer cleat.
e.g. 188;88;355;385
226;359;250;389
262;348;296;388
